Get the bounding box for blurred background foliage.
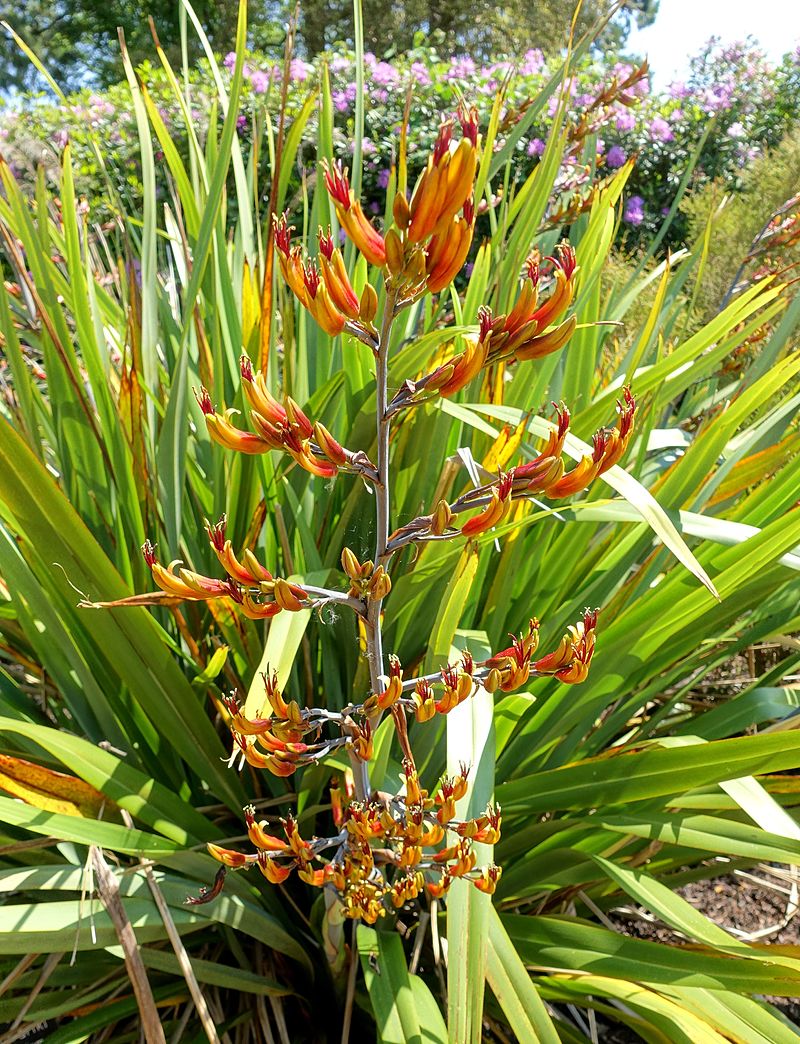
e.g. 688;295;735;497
0;0;657;90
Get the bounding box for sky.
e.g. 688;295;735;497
627;0;800;89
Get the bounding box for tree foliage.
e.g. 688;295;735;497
0;0;658;91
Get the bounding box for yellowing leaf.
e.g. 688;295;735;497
0;754;107;817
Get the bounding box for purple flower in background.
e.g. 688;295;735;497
596;138;605;155
648;115;673;142
367;201;380;215
527;137;545;157
410;61;431;86
377;168;391;189
520;49;544;76
447;56;476;80
250;69;271;94
623;195;645;226
361;138;376;156
606;144;627;168
330;55;350;73
670;108;684;123
614;108;636;131
223;52;236;71
236;114;248;131
373;88;388;103
668;79;690;100
373;61;400;86
52;128;69;149
727;121;746;139
289;59;313;82
333;82;358;112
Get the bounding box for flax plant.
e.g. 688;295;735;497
2;2;800;1041
137;107;637;926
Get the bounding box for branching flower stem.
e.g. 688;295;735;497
348;285;400;801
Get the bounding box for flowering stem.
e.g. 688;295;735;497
347;287;399;802
366;287;399;689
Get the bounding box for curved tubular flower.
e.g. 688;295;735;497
425;197;475;294
196;388;275;454
534;608;599;683
318;227;360;319
407;108;480;244
460;472;514;537
323;161;387;267
206;515;272;585
142;542;233;601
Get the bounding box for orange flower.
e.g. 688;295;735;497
534;609;598;684
257;851;293;884
473;864;502;894
244;806;290;852
461;472;513;537
207;843;255;868
206;515;272;585
323;161;387;266
196;388;274;455
301;260;347;336
597;388;637;472
142;542;232;601
408;107;480;244
318;227;360;319
425;197;475;293
481;620;539;692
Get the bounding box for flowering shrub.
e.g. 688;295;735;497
2;36;799;248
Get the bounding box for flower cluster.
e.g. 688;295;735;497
209;761;502;922
126;102;639;923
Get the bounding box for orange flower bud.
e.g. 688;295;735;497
514;314;578;362
426;197;475;294
313;421;348;467
359;282;378;323
367;565;392;600
461;473;513;537
272;578;307;612
384;227;405;274
388;188;407;229
430;499;454;535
